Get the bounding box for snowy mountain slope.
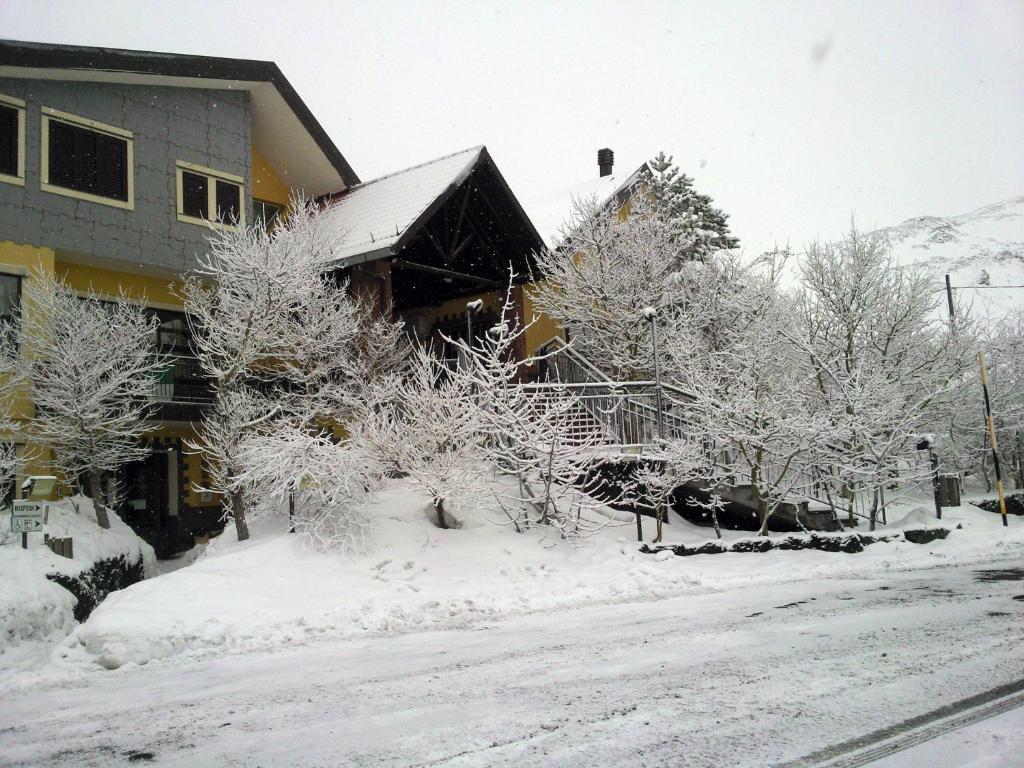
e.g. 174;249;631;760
871;195;1024;319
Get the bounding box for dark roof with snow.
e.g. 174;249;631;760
323;146;543;269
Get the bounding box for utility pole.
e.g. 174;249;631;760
945;274;955;321
977;351;1009;526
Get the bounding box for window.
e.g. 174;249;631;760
0;93;26;186
252;199;283;231
150;308;191;353
0;273;21;346
40;107;133;209
175;161;245;229
0;273;21;323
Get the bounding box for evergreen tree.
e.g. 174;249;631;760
646;151;739;260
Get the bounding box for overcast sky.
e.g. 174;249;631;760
2;0;1021;254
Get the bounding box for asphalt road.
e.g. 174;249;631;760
2;559;1022;767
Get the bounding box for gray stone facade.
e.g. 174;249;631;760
0;78;251;274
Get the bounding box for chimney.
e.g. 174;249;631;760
597;148;614;177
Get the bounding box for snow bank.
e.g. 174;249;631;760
0;496;155;649
56;480;1024;672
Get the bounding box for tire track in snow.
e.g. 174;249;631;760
778;678;1024;768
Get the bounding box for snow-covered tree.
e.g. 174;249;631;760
530;153;739;381
647;151;739;259
691;326;826;534
635;435;725;542
235;422;383;553
651;248;837;535
791;223;976;527
364;346;485;530
945;309;1024;489
0;272;167;527
0;441;18;510
183;196;404;542
531;194;691;380
448;282;611;538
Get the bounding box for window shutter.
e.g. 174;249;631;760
181;171;208;219
48;120;77;189
96;133;128;200
48;119;128;201
215;180;241;224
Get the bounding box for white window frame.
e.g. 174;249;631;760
40;106;134;210
175;161;246;230
0;93;26;187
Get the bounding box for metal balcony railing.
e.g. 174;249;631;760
151;356;213;405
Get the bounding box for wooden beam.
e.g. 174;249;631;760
450;232;476;263
391;259;503;288
454;196;510;275
451;184;472;252
422;224;450;265
473;178;522;257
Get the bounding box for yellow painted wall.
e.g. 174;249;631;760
400;283;565;360
0;242;57;492
523;282;564;357
0;240;56;275
252;147;291;207
55;261;183;308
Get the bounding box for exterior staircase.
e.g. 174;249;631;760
524;338;843;532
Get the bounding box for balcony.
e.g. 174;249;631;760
149;356;212;423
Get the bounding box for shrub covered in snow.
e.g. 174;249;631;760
236;424;383;554
0;496;155;648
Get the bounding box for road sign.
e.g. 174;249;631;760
11;500;43;533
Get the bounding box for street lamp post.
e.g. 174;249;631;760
641;307;665;441
464;299;483;371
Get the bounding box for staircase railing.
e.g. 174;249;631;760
528;337;693;450
528;337;932;525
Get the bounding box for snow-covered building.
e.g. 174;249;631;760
522;154;649;248
0;40;367;554
0;41;560;557
320;145;554;368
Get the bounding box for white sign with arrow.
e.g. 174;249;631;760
11;500;44;533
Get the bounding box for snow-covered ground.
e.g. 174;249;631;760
0;497;155;652
1;478;1021;766
869;703;1024;768
0;551;1021;767
21;477;1022;675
